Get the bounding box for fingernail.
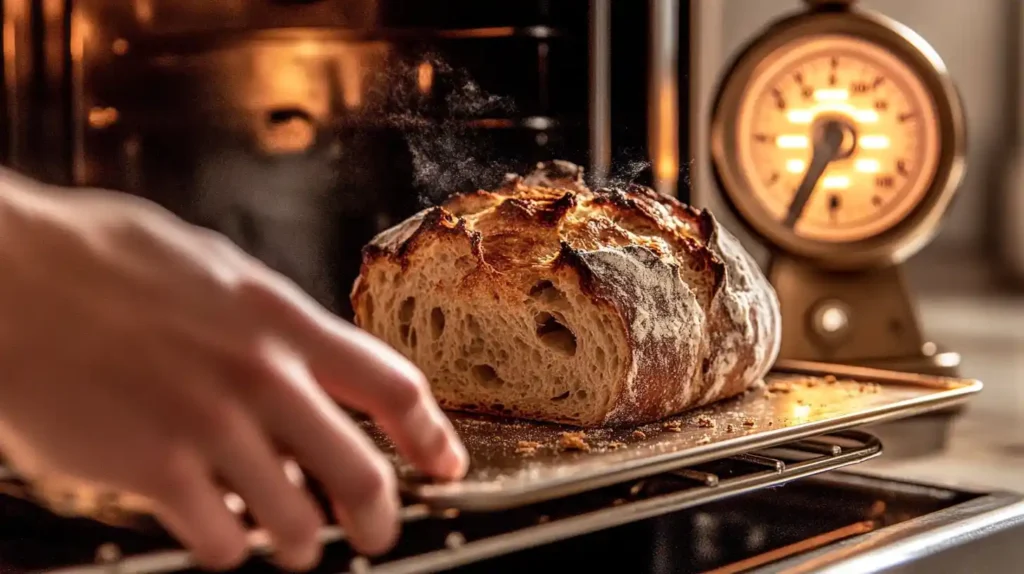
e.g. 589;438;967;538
441;439;470;479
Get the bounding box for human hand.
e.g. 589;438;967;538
0;170;467;570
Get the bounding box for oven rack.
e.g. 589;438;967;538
46;430;882;574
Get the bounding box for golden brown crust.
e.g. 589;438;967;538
353;160;780;427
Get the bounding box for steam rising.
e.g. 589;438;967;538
361;53;671;205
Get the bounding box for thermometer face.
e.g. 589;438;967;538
735;34;941;243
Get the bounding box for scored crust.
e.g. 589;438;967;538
351;160;781;427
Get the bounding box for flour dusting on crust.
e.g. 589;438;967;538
577;247;704;423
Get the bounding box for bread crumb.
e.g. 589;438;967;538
612;498;626;506
538;515;551;524
742;419;755;427
697;435;712;445
607;441;627;450
768;421;774;426
824;374;837;384
629;481;645;496
726;424;735;433
662;420;683;433
516;440;542;456
767;381;792;393
859;383;881;394
558;432;591;452
632;430;647;440
696;415;715;428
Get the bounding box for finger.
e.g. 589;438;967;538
207;406;324;572
316;328;468;481
241;281;467;480
250;348;402;556
142;456;249;571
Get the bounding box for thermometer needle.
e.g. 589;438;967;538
784;120;845;228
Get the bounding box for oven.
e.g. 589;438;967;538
3;1;1024;573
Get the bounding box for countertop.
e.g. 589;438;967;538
858;294;1024;492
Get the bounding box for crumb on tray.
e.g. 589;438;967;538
696;415;715;429
516;440;543;457
767;381;793;393
726;424;735;433
697;435;712;445
742;419;756;428
859;383;881;394
824;374;837;384
662;420;683;433
607;441;627;450
558;432;591;452
632;430;647;440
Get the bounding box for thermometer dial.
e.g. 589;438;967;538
740;35;940;243
712;9;965;268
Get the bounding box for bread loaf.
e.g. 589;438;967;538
351;161;781;427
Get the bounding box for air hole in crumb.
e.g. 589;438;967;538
468;338;485;354
454;358;469;371
550;391;570;401
408;328;418;349
471;365;504;389
398;297;416;324
528;280;569;306
577;389;588;399
595;346;605;366
430;307;446;340
466;314;482;336
534;313;577;356
701;357;711;376
400;324;411;343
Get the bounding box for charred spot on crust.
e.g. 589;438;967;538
592;187;637;210
695;208;718;241
539;192;577;225
360;243;388;266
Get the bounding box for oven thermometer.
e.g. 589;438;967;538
711;0;966;376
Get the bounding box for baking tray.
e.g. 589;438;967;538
360;360;981;511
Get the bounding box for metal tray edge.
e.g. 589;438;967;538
409;364;982;510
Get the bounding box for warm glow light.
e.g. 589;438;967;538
417;61;434;94
792;404;812;422
785;103;879;124
786;159;806;173
860;135;891;149
787;110;815;123
776;135;809;149
855;159;881;173
852;110;879;123
822;175;850;189
814;89;849;102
